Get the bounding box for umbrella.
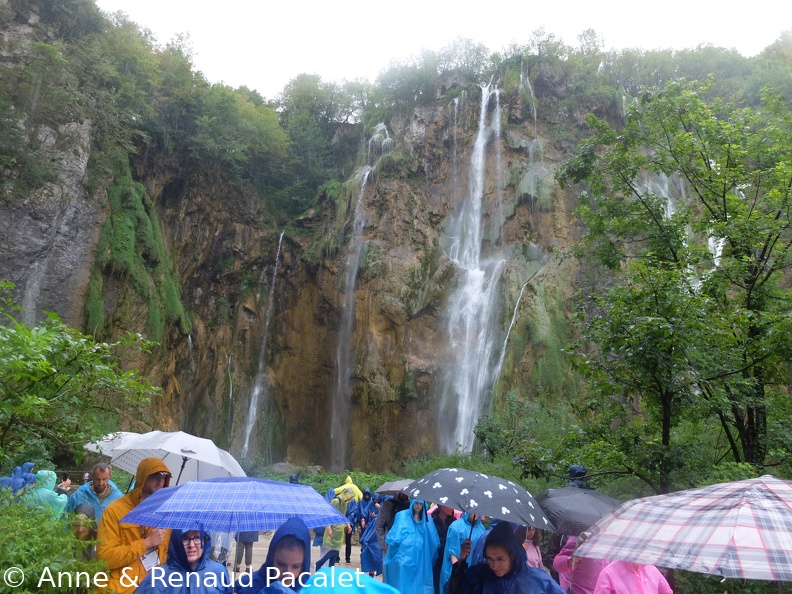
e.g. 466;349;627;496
84;431;141;457
110;430;245;484
537;486;621;536
574;475;792;583
405;468;554;530
375;479;414;496
120;476;347;532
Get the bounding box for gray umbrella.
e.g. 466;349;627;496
405;467;554;530
375;478;414;496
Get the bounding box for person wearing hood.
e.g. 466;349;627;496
448;521;566;594
553;535;609;594
592;561;672;594
66;461;123;522
72;503;98;561
383;498;440;594
96;456;172;594
359;493;383;577
24;469;68;517
135;529;232;594
333;476;363;503
312;489;336;562
440;513;486;594
315;490;351;571
235;516;312;594
342;487;360;564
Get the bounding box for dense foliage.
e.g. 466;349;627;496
0;282;158;468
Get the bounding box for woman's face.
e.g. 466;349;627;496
273;546;305;583
181;530;203;567
73;514;92;541
485;543;514;578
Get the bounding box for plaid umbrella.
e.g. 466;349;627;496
120;476;347;532
405;468;554;530
537;486;621;536
574;475;792;582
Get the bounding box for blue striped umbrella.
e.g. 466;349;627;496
120;476;347;532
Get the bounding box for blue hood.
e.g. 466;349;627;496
240;517;312;593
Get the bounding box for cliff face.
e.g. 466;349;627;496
1;13;586;471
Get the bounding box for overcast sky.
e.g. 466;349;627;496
93;0;790;100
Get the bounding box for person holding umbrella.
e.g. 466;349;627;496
135;529;232;594
439;513;486;593
448;521;566;594
236;517;312;593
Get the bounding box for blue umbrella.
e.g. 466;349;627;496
120;476;347;532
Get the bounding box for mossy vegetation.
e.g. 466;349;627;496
88;157;191;341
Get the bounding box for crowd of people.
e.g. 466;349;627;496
1;461;673;594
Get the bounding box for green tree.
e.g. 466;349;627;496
558;80;792;488
0;282;159;466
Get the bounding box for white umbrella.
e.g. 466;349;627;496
84;431;141;457
110;430;246;484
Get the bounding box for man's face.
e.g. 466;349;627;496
91;469;111;495
273;546;304;583
141;473;168;498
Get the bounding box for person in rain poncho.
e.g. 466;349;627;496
236;516;312;594
440;513;486;593
300;566;399;594
592;561;672;594
359;492;383;576
553;535;609;594
136;529;232;594
24;469;68;517
316;491;351;571
96;457;172;594
333;476;363;503
383;498;440;594
0;461;37;495
448;521;566;594
66;461;123;522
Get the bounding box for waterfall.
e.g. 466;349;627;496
226;355;233;438
520;60;537;132
439;82;507;452
331;166;372;471
241;230;285;460
187;334;194;373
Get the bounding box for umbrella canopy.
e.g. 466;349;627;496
574;475;792;582
405;468;554;530
84;431;141;457
120;476;348;532
537;486;621;536
375;479;414;497
110;430;245;484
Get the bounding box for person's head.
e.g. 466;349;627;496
133;457;171;502
90;462;112;495
411;499;424;520
61;473;69;483
468;513;479;525
482;521;526;579
340;486;355;503
72;503;97;541
181;530;205;569
515;524;540;546
484;542;516;578
362;488;371;500
289;473;300;484
395;492;409;503
272;535;305;584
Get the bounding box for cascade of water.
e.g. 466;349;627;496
368;124;392;165
439;82;507;452
187;334;194;372
226;355;233;438
520;60;537;132
331;166;372;471
241;230;285;460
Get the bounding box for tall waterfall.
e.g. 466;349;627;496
439;82;506;452
241;230;285;460
226;355;233;438
331;165;372;471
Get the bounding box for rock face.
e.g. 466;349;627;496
0;35;585;471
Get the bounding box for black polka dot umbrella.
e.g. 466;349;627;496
404;467;555;531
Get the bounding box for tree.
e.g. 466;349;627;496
0;282;159;466
558;80;792;489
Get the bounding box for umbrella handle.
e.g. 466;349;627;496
176;456;188;486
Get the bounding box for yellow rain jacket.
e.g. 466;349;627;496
95;457;172;593
334;475;363;502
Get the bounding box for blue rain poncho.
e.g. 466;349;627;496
0;462;36;495
235;517;312;594
65;479;123;522
383;499;440;594
359;494;383;575
452;522;565;594
25;470;68;517
440;513;486;592
136;529;232;594
300;567;399;594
